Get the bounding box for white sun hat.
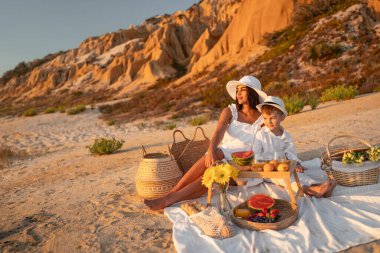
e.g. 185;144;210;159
226;75;267;103
256;96;288;116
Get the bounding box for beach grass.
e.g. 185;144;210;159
283;94;305;115
22;108;38;117
189;115;209;126
67;104;86;115
320;85;358;103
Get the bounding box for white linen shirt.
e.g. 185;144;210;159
253;126;301;162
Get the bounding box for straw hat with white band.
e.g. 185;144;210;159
256;96;288;116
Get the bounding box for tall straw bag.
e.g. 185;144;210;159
135;146;183;199
169;127;210;174
321;135;380;187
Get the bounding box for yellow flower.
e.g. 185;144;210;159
213;164;231;185
227;163;239;180
201;162;241;188
201;167;214;188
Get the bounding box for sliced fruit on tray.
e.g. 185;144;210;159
248;194;275;211
232;150;254;166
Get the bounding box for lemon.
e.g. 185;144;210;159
235;208;250;218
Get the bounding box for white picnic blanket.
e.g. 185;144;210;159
164;158;380;253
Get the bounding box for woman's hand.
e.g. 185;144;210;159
205;149;217;168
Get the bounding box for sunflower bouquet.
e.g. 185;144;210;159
202;162;239;214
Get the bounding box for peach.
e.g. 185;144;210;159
263;163;275;172
277;163;290;172
269;160;279;170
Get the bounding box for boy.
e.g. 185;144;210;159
253;96;336;197
253;96;303;171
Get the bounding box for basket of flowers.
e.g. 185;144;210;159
321;135;380;187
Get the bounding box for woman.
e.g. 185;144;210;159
144;75;267;210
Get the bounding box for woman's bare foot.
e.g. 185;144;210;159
144;197;170;211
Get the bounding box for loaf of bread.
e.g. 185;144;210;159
180;201;207;216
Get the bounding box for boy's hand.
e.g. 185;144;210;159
295;163;307;173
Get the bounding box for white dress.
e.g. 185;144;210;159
219;104;263;160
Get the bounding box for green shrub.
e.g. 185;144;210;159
99;104;113;114
373;86;380;92
257;40;293;62
88;138;124;155
201;81;233;108
22;108;37;117
58;106;66;113
188;115;209;126
283;94;305;115
320;85;358;103
73;91;83;97
107;119;116;126
309;43;344;61
45;107;57;114
0;146;28;169
306;95;320;110
67;104;86;115
164;122;177;130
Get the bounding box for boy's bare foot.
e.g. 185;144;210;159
323;180;337;198
302;181;331;198
144;197;169;211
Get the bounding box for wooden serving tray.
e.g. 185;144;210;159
231;199;298;231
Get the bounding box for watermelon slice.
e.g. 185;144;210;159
232;151;253;159
248;194;275;211
232;151;253;166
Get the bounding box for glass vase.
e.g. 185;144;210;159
218;184;232;216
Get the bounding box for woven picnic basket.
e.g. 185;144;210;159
169;127;210;174
321;135;380;187
230;199;298;231
135;146;183;199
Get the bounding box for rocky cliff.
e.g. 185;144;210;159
0;0;379;120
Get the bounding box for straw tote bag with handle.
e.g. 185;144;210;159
169;127;210;174
135;146;183;199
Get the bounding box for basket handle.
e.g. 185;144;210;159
192;126;209;141
326;135;373;158
141;145;147;157
172;129;189;144
177;127;210;161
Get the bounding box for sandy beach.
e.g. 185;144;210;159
1;92;380;252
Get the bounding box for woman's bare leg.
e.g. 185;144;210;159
168;148;224;194
144;149;224;210
144;175;207;210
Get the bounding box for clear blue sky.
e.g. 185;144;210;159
0;0;199;76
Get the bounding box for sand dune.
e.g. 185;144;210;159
1;93;380;252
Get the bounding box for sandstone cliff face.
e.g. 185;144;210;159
0;0;379;107
190;0;295;73
0;0;283;102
